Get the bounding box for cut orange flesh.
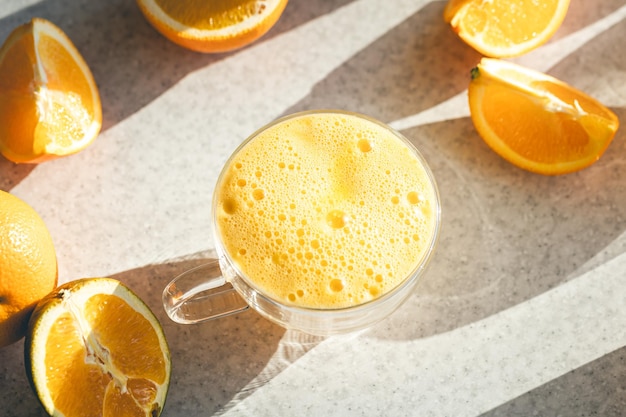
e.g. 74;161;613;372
468;58;619;175
25;278;170;417
0;18;101;164
444;0;571;58
136;0;289;53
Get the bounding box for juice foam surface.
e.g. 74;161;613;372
216;112;437;309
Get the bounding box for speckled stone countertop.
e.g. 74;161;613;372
1;0;626;416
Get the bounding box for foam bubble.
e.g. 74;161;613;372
357;138;372;153
326;210;348;229
252;189;265;201
329;279;344;292
222;199;236;214
407;191;420;204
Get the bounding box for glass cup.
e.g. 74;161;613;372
163;110;441;336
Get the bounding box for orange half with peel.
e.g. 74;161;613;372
468;58;619;175
444;0;571;58
25;278;171;417
0;18;102;164
136;0;289;53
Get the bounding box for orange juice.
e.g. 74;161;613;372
215;111;438;309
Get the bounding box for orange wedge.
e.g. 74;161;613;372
444;0;571;58
136;0;289;53
25;278;171;417
468;58;619;175
0;18;101;164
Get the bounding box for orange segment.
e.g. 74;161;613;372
0;18;101;164
136;0;289;53
444;0;571;58
25;278;170;417
468;58;619;175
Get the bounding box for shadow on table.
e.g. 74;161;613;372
0;0;356;191
0;158;36;192
479;345;626;417
555;0;626;41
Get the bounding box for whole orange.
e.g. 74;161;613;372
0;190;57;347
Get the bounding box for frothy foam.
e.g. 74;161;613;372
215;112;437;309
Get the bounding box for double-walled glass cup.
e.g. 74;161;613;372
163;110;441;336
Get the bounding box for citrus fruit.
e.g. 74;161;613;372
0;18;102;164
468;58;620;175
136;0;289;53
25;277;171;417
443;0;571;58
0;190;58;348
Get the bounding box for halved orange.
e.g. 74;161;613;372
468;58;619;175
0;18;102;164
444;0;571;58
136;0;289;53
25;278;171;417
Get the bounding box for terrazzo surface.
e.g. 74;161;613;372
1;0;626;416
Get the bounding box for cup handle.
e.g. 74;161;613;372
162;259;249;324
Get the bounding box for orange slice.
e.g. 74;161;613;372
444;0;571;58
136;0;289;53
468;58;619;175
25;278;171;417
0;18;102;164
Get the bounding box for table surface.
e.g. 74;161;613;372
2;0;626;416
